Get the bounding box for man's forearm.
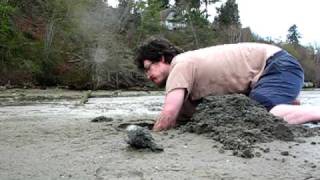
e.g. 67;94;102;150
153;89;186;131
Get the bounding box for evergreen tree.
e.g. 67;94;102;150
213;0;241;43
129;0;169;44
214;0;240;27
175;0;219;12
286;24;301;45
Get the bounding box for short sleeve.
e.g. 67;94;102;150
165;62;195;101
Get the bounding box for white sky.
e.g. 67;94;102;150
108;0;320;46
208;0;320;46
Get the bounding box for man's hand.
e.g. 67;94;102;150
153;116;176;131
152;88;186;131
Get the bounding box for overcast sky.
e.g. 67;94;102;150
209;0;320;46
108;0;319;46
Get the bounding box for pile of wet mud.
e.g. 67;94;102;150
180;94;320;158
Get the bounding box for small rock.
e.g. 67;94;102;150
281;151;289;156
218;148;225;154
304;175;313;180
212;144;219;148
91;116;113;123
241;149;254;158
310;142;316;145
263;148;270;153
255;152;262;157
126;125;163;152
232;151;238;156
295;139;306;144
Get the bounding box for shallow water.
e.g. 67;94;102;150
0;96;162;121
299;89;320;106
0;89;319;122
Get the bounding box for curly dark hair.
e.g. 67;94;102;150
134;36;184;71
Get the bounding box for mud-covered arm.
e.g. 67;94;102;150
153;88;185;131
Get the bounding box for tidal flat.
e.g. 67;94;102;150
0;88;319;180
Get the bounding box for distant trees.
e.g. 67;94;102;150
0;1;105;87
129;0;219;49
214;0;240;27
0;2;14;41
282;24;320;86
175;0;219;10
1;0;319;88
135;0;165;37
0;1;44;86
286;24;301;45
213;0;241;43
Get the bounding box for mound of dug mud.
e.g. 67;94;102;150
180;94;320;158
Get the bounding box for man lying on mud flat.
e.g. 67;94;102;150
134;37;320;131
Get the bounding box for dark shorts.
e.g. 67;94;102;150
249;50;304;111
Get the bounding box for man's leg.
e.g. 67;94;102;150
250;51;320;124
247;50;320;124
249;50;304;111
270;104;320;124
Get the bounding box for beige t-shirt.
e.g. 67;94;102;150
165;42;281;102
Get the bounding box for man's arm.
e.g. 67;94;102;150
270;104;320;124
153;88;186;131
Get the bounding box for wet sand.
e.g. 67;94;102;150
0;89;320;180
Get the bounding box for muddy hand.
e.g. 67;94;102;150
153;118;176;131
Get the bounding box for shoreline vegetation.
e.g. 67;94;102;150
1;1;320;90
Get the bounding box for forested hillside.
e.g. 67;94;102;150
1;0;319;89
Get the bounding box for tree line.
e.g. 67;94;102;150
1;0;319;89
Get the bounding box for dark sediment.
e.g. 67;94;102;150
180;94;320;158
91;116;113;123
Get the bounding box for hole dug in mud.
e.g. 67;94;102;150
118;119;154;130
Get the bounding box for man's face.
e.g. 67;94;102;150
143;58;170;87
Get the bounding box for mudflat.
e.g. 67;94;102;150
0;89;319;180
